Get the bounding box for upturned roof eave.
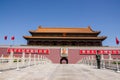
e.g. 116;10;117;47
29;30;100;34
23;36;107;41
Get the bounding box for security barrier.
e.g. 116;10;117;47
79;54;120;72
0;51;52;73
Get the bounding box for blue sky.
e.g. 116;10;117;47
0;0;120;46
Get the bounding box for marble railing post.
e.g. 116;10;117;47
108;53;112;68
88;56;91;65
84;57;87;64
41;55;43;64
22;52;25;67
40;55;42;64
9;51;14;68
91;56;94;66
101;54;105;69
86;57;89;65
42;55;44;64
37;54;40;64
116;58;120;72
28;53;31;67
34;54;36;65
39;55;41;64
0;54;4;73
81;58;84;64
16;58;20;71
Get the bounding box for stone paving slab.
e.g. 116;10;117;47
0;64;120;80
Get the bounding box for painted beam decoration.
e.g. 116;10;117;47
7;48;49;54
80;50;120;54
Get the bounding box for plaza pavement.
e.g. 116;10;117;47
0;64;120;80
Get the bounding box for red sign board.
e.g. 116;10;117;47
7;48;49;54
80;50;96;54
80;50;120;54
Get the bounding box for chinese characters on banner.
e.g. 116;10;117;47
7;48;49;54
61;48;68;57
80;50;120;54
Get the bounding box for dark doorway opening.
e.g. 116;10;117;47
60;57;68;64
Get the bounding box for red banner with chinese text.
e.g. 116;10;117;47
80;50;120;54
7;48;49;54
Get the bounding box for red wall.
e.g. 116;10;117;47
0;47;120;64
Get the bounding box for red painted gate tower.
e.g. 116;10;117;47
1;26;120;64
23;26;107;64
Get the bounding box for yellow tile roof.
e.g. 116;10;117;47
29;26;100;33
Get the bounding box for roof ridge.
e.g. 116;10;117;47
37;25;90;29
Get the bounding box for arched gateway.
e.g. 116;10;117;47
60;57;68;64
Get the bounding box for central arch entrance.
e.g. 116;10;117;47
60;57;68;64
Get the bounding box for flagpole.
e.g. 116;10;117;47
4;36;7;45
12;40;14;46
11;36;15;47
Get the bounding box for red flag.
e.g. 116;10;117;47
4;36;7;40
11;36;15;40
116;37;119;45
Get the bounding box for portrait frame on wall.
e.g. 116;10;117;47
60;48;68;57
